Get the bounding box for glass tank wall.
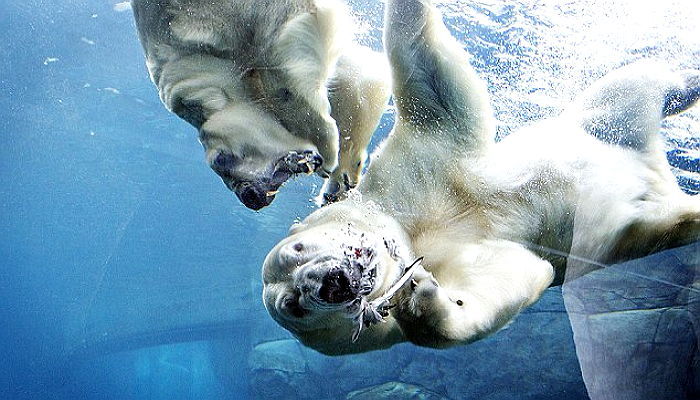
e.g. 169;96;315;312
1;0;698;399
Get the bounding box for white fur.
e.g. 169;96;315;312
325;46;392;199
263;0;700;354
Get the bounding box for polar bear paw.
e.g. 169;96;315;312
664;69;700;116
280;150;325;175
320;174;354;204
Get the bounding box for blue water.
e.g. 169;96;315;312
1;1;698;399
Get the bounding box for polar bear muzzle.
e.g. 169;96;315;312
318;266;362;304
294;244;379;311
234;182;275;210
217;149;324;210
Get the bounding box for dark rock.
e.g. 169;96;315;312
247;287;588;400
249;339;307;374
346;381;448;400
248;340;314;400
563;242;699;400
431;295;587;400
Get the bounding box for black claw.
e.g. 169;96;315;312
281;151;324;174
342;173;356;191
323;191;340;204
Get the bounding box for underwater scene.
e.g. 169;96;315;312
2;0;699;399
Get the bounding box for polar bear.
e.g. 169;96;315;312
131;0;390;209
262;0;700;355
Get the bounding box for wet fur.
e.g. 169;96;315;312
263;0;700;354
132;0;390;207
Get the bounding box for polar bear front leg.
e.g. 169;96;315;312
268;0;355;177
384;0;495;152
392;240;555;348
603;202;700;264
322;46;392;203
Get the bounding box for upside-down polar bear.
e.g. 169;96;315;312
131;0;390;209
262;0;700;355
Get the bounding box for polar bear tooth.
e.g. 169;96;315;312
266;190;279;197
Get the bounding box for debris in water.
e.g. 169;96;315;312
113;2;132;12
349;256;423;343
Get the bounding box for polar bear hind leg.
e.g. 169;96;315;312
359;0;500;202
568;62;700;151
567;63;700;263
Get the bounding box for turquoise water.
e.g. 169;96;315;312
1;1;698;399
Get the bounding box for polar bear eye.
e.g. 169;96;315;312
276;87;293;102
456;299;464;306
211;152;240;176
283;297;307;318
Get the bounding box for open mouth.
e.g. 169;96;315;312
311;245;379;307
318;265;362;304
234;150;324;210
278;150;324;176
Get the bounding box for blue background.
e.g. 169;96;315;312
1;1;698;399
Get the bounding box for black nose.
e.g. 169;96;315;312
318;268;359;304
236;183;274;210
308;152;323;172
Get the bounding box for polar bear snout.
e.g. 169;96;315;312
318;267;360;304
213;149;325;210
292;252;373;309
235;182;275;211
200;100;330;209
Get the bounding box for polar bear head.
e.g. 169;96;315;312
198;96;334;210
262;203;410;353
143;0;351;209
171;38;342;210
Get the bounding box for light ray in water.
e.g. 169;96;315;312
519;241;700;294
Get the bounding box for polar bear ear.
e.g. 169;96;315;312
289;221;308;235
